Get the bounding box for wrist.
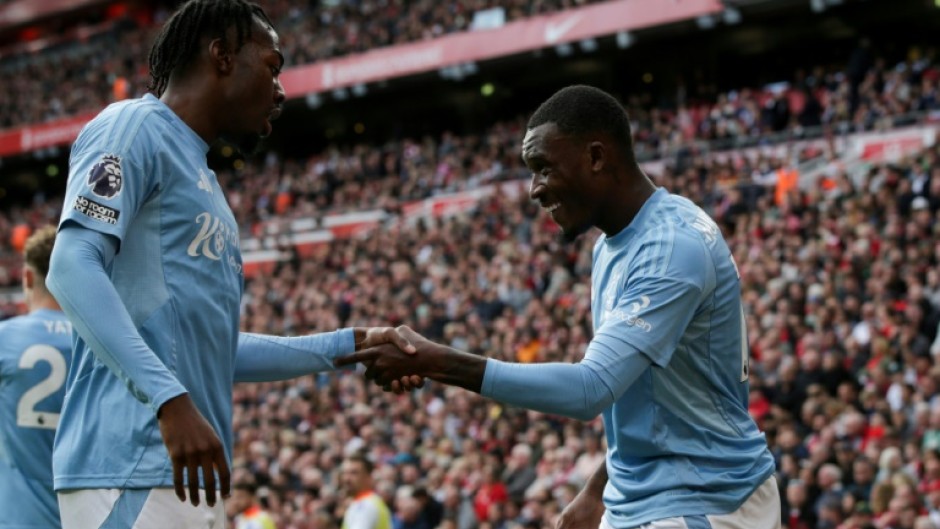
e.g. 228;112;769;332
353;328;367;351
423;346;446;379
157;392;191;419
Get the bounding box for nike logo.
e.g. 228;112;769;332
544;15;582;44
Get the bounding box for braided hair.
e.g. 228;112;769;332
148;0;273;97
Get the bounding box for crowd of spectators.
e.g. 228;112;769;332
2;4;940;527
3;123;940;528
1;0;938;159
230;139;940;529
0;0;599;129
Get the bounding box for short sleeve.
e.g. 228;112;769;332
594;230;713;367
59;125;155;243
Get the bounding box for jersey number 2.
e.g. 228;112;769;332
17;345;66;430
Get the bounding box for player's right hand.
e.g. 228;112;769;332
555;489;605;529
157;393;230;508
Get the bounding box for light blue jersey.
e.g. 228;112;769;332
481;188;774;527
0;309;72;528
591;188;774;526
54;94;244;490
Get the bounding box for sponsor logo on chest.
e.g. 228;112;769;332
185;171;242;275
600;271;654;332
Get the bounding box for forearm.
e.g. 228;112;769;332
234;329;355;382
582;459;608;498
421;346;488;392
479;338;650;421
480;361;609;420
47;226;187;413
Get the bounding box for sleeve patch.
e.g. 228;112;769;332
87;154;123;199
73;195;120;225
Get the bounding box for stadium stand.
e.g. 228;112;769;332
3;1;940;528
0;0;606;129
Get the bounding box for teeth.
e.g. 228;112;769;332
545;203;560;212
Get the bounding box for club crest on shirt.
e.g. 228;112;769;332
197;169;213;194
87;154;123;199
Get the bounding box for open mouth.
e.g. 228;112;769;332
543;202;561;219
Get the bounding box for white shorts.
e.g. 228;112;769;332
601;476;781;529
58;488;226;529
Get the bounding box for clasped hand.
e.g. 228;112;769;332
336;325;433;391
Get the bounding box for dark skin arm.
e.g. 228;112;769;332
158;393;229;507
335;326;485;392
352;327;424;392
340;329;610;528
556;460;606;529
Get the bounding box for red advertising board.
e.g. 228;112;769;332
0;112;96;157
0;0;720;158
0;0;106;29
280;0;723;97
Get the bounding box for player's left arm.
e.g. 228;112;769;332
477;264;706;419
336;231;711;418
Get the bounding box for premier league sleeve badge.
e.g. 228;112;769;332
87;154;124;199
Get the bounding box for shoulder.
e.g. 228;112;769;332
631;215;710;288
649;194;721;254
0;314;25;335
0;315;26;359
634;215;708;264
351;495;382;512
74;96;168;159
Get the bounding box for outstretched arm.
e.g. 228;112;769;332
234;330;353;382
236;327;421;390
335;327;651;421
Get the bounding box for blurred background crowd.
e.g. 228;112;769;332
3;1;940;528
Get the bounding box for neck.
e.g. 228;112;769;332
597;166;657;237
28;290;61;312
354;489;373;500
160;83;217;145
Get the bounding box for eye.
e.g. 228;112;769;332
270;65;281;76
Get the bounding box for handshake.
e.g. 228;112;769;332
335;325;486;394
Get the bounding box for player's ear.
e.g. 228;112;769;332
588;141;606;173
208;37;234;75
23;266;34;291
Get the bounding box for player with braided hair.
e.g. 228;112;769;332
47;1;418;527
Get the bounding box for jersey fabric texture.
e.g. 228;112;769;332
482;188;775;527
0;309;72;528
52;95;356;492
592;188;774;527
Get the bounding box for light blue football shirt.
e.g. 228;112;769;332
590;188;774;526
54;94;244;490
481;188;775;527
0;309;72;528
